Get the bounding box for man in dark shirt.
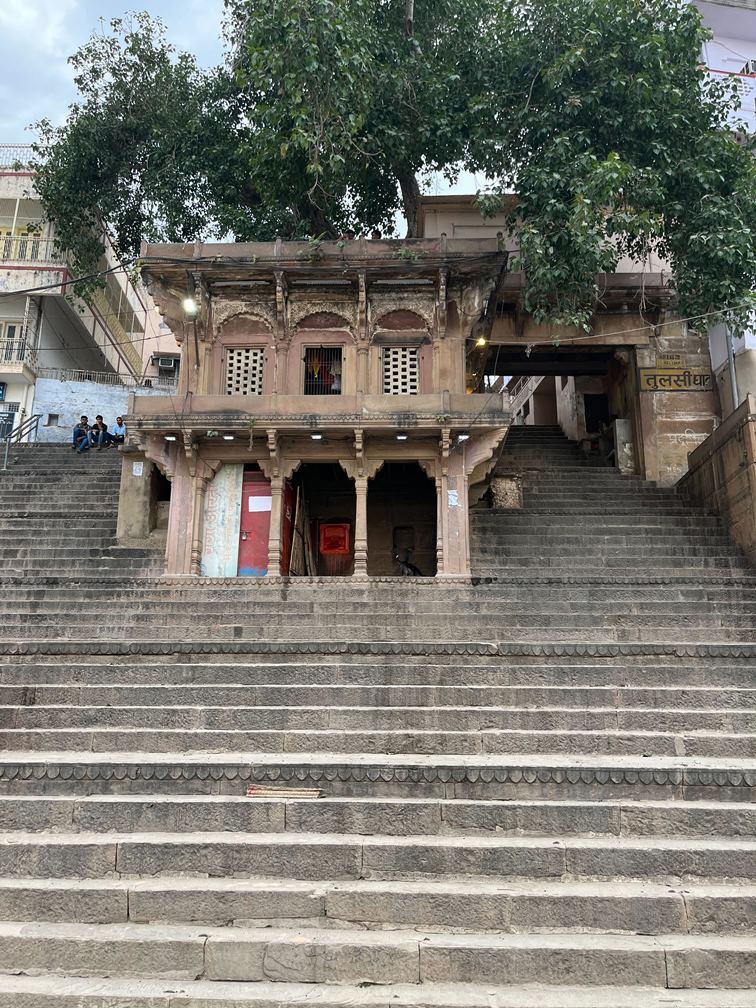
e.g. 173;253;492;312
72;415;89;451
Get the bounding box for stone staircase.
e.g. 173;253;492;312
0;436;753;1006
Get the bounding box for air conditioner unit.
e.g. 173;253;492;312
157;357;177;370
741;60;756;76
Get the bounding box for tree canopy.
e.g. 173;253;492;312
31;0;755;331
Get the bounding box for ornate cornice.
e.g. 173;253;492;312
0;759;752;790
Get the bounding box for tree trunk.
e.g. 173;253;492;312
472;255;510;343
404;0;414;37
398;169;421;238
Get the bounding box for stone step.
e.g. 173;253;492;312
0;752;752;800
2;608;754;627
5;703;754;733
3;725;754;758
5;596;756;612
4;976;753;1008
0;829;755;882
0;794;751;838
0;875;750;935
4;627;752;645
0;920;751;987
2;683;752;709
2;660;753;687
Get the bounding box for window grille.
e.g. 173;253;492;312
304;346;342;395
225;347;264;396
383;347;420;395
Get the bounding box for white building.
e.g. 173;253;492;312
0;143;178;441
697;1;756;410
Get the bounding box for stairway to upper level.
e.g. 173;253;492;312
0;438;753;1006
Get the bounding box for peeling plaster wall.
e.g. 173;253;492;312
201;464;243;577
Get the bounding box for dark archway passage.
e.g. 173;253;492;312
367;462;437;576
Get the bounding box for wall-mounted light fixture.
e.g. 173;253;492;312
310;433;323;441
222;434;234;441
164;434;177;442
182;296;198;316
396;431;409;441
456;431;470;444
476;336;487;348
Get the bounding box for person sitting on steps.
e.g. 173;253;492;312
109;416;126;447
72;415;89;451
88;415;110;450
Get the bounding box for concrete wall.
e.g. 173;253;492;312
32;379;167;443
677;394;756;568
201;465;243;577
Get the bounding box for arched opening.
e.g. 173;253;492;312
367;462;437;576
285;463;356;576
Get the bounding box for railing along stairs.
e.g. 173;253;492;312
2;414;42;471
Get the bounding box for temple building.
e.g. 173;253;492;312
120;197;720;579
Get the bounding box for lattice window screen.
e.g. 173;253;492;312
383;347;420;395
225;347;264;396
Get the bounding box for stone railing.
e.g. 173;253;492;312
677;393;756;568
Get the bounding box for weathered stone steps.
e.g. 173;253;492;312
2;976;754;1008
0;920;752;987
0;795;750;837
0;875;751;934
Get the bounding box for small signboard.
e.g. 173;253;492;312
656;354;684;368
639;368;712;393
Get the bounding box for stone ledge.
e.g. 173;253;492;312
0;760;753;789
4;639;756;659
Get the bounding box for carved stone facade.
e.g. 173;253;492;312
125;237;510;577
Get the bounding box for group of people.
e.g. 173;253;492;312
72;414;126;452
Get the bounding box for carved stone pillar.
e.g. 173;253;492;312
357;346;369;395
190;475;210;576
435;475;445;575
268;474;284;576
354;475;369;577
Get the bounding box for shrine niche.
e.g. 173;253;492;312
289;312;354;396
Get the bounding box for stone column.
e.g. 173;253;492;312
353;475;369;577
356;346;369;394
268;474;284;576
190;475;210;576
435;474;445;576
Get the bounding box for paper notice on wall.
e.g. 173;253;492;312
447;489;459;508
132;461;144;476
249;496;273;512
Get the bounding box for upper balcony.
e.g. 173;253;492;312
0;336;37;383
0;144;33;171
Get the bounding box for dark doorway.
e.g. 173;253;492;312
367;462;436;576
289;463;355;576
584;393;611;434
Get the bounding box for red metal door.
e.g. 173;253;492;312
238;472;272;576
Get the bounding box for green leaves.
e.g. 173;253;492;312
31;0;755;332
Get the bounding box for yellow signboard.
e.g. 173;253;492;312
639;368;712;393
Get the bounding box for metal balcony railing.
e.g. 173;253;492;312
35;366;178;390
0;339;37;370
0;235;64;266
0;144;33;169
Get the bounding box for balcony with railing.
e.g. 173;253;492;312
0;234;65;267
0;144;33;170
0;337;38;378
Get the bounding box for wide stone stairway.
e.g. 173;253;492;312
0;433;753;1006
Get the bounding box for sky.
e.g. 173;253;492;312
0;0;226;140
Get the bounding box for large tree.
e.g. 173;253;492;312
32;0;755;331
